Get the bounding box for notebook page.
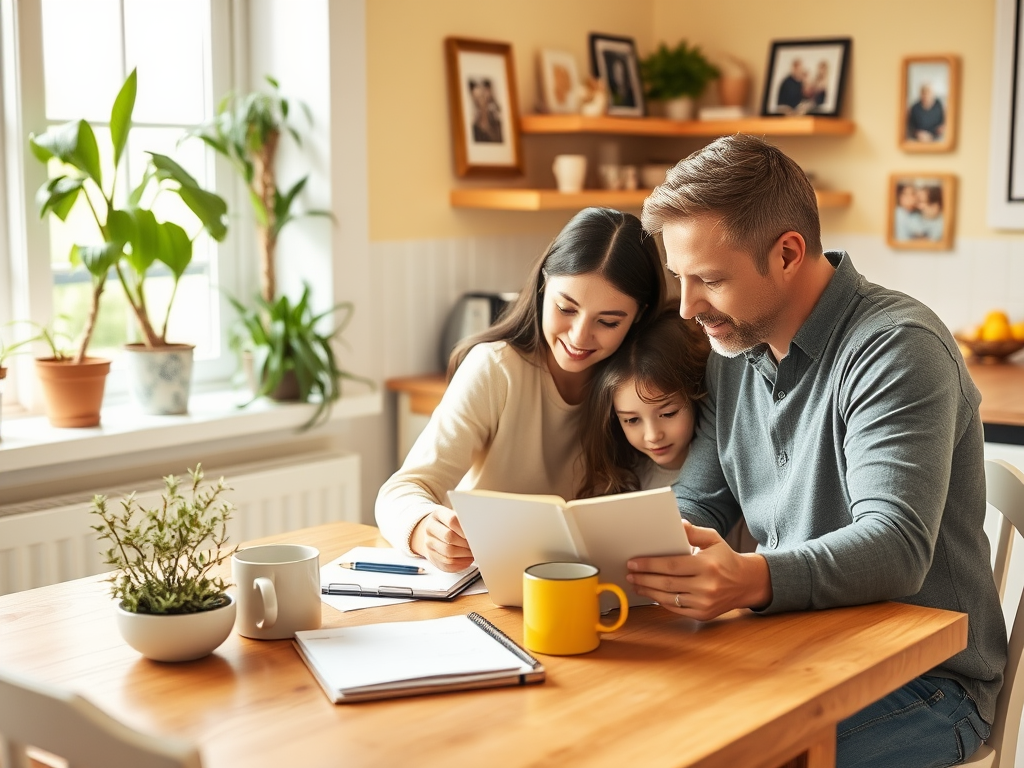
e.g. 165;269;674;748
320;546;477;596
294;615;530;691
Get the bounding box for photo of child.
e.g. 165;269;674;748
888;174;956;250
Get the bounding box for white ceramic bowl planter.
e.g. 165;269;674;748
116;594;236;662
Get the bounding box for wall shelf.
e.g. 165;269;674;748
450;188;852;212
520;114;856;138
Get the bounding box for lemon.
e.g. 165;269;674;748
981;312;1013;341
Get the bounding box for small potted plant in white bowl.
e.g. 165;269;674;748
90;464;238;662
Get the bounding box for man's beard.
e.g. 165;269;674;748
696;312;774;358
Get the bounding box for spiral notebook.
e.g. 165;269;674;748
320;546;480;601
293;613;545;703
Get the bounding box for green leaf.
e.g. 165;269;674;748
29;120;103;187
72;241;122;278
110;69;137;168
248;188;268;227
155;221;192;279
106;208;134;243
177;185;228;241
147;152;199;188
124;208;159;274
36;176;84;221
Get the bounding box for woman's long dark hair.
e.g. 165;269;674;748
447;207;666;380
578;308;709;498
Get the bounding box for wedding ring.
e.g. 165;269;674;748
674;593;682;608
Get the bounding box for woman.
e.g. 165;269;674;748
375;207;666;571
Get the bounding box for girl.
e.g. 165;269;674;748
578;308;709;498
375;207;666;571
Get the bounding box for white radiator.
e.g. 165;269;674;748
0;451;361;596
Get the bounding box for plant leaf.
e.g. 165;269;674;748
72;241;122;278
177;185;229;241
124;208;159;274
29;120;103;187
155;221;192;279
36;176;84;221
110;69;137;168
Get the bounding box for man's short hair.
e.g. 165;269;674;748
641;134;823;274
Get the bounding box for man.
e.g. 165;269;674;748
630;134;1005;767
776;58;806;112
907;83;945;142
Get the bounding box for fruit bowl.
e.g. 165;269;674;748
954;335;1024;363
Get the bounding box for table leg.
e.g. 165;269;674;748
777;726;837;768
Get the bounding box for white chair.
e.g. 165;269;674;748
965;458;1024;767
0;668;202;768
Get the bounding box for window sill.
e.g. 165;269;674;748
0;388;384;473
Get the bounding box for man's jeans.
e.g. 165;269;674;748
837;675;991;767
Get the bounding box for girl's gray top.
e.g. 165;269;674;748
674;250;1007;724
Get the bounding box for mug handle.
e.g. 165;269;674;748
254;576;279;629
594;583;629;633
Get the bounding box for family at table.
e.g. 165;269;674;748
375;135;1007;768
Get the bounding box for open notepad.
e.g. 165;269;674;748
293;613;545;703
320;546;480;600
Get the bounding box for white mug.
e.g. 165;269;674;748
552;154;588;193
232;544;321;639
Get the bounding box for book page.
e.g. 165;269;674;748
295;615;531;694
449;490;579;606
565;487;691;610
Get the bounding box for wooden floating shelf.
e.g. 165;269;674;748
520;114;855;138
450;188;852;212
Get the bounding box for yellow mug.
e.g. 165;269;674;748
522;562;628;655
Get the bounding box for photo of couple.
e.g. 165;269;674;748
888;174;956;250
761;38;850;118
775;58;829;115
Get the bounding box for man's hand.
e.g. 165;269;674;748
626;520;773;621
410;507;474;572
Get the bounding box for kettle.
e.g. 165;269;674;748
439;292;518;370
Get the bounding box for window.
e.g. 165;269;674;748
3;0;239;404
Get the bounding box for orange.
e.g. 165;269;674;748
1012;321;1024;342
981;311;1013;341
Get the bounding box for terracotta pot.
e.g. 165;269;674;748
717;75;751;108
34;357;111;428
123;343;194;415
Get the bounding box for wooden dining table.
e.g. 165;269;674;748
0;522;966;768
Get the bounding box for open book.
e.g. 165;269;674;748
293;613;544;703
448;486;691;610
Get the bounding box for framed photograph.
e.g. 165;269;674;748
444;37;523;177
900;55;959;152
761;38;851;117
588;33;644;117
887;173;957;251
538;49;581;114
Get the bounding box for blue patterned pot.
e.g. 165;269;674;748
123;343;194;415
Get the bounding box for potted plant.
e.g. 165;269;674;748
90;464;237;662
639;41;720;120
228;284;370;429
30;69;229;417
189;77;370;424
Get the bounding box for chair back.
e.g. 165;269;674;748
0;668;202;768
983;458;1024;767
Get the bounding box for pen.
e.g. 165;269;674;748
339;561;426;575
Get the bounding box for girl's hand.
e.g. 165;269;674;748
410;507;474;572
626;520;772;621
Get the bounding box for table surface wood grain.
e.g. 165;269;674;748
0;523;967;768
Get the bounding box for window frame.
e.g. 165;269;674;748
0;0;247;413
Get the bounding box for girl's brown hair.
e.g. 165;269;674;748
447;207;666;380
577;308;709;498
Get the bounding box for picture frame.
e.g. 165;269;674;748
988;0;1024;228
538;49;581;114
444;37;523;178
887;173;957;251
899;55;959;153
760;38;851;117
588;33;645;117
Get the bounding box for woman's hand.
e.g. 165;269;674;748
410;507;474;572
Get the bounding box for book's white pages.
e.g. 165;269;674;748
450;487;690;610
320;546;479;600
293;613;544;703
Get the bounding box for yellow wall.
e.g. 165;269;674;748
367;0;999;242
